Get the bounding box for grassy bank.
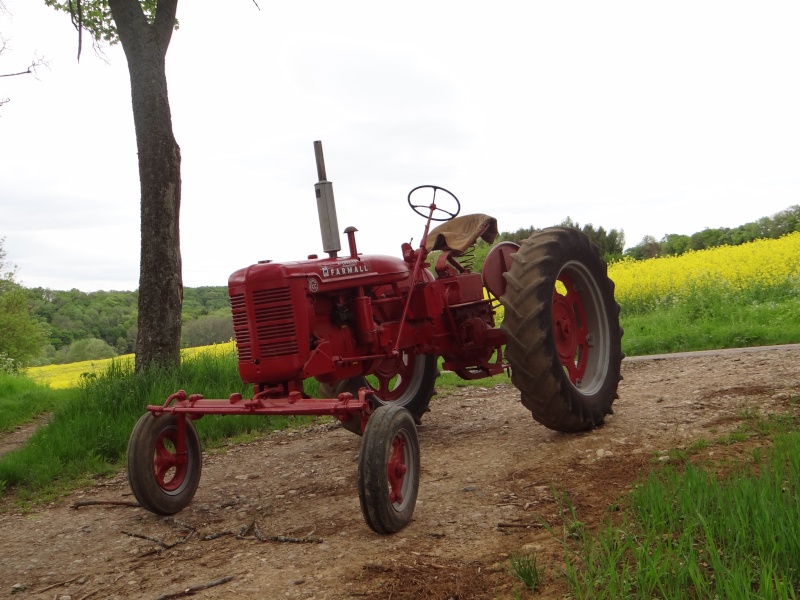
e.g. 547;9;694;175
559;417;800;599
0;373;76;434
621;292;800;356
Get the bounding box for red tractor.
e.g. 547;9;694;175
127;142;623;534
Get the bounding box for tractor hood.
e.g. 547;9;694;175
228;253;412;294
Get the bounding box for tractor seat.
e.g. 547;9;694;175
424;214;499;255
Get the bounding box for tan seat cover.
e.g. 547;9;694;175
424;214;499;254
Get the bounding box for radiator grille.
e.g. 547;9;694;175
252;287;298;358
229;293;252;361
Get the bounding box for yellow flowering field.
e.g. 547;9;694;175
27;341;236;389
608;232;800;313
26;356;134;389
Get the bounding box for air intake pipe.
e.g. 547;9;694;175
313;141;342;258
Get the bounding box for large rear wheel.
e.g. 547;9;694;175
501;227;623;432
320;352;438;434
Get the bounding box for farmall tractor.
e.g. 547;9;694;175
126;142;623;534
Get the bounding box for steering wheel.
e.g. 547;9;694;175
407;185;461;222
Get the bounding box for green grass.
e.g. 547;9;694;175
558;419;800;599
620;289;800;356
436;365;509;389
508;553;543;594
0;373;73;434
575;447;800;598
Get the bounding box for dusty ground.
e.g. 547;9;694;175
1;345;799;600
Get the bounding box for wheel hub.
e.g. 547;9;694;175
371;353;414;401
153;429;188;492
552;274;589;384
387;435;407;504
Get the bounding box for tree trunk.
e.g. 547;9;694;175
108;0;182;372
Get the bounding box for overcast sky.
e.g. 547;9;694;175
2;1;799;292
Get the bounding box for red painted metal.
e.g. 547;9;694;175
371;352;415;401
552;273;589;384
387;434;407;504
147;388;372;427
153;421;188;492
226;227;510;393
481;241;520;299
391;203;437;357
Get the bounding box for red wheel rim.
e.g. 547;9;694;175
153;428;188;492
552;273;589;384
371;353;415;401
387;434;408;505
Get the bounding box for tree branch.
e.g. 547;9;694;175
0;57;47;78
107;0;154;64
154;576;234;600
0;68;33;78
153;0;179;56
67;0;83;61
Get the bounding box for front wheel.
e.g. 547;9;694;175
501;227;623;432
358;404;420;534
127;412;202;515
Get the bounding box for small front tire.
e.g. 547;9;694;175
127;412;202;515
358;405;420;534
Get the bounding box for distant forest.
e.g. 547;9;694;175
25;286;233;366
22;204;799;365
623;204;800;260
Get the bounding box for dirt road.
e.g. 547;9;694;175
1;346;798;599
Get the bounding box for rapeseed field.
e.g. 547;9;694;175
609;232;800;314
27;341;235;389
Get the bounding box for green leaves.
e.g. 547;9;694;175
44;0;116;44
0;283;46;365
43;1;175;46
0;239;46;365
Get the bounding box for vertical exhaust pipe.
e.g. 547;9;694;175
313;141;341;258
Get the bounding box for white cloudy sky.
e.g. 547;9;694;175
1;1;799;292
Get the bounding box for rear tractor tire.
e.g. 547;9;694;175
320;353;438;434
501;227;623;432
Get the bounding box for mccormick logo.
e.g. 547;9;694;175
321;260;370;278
